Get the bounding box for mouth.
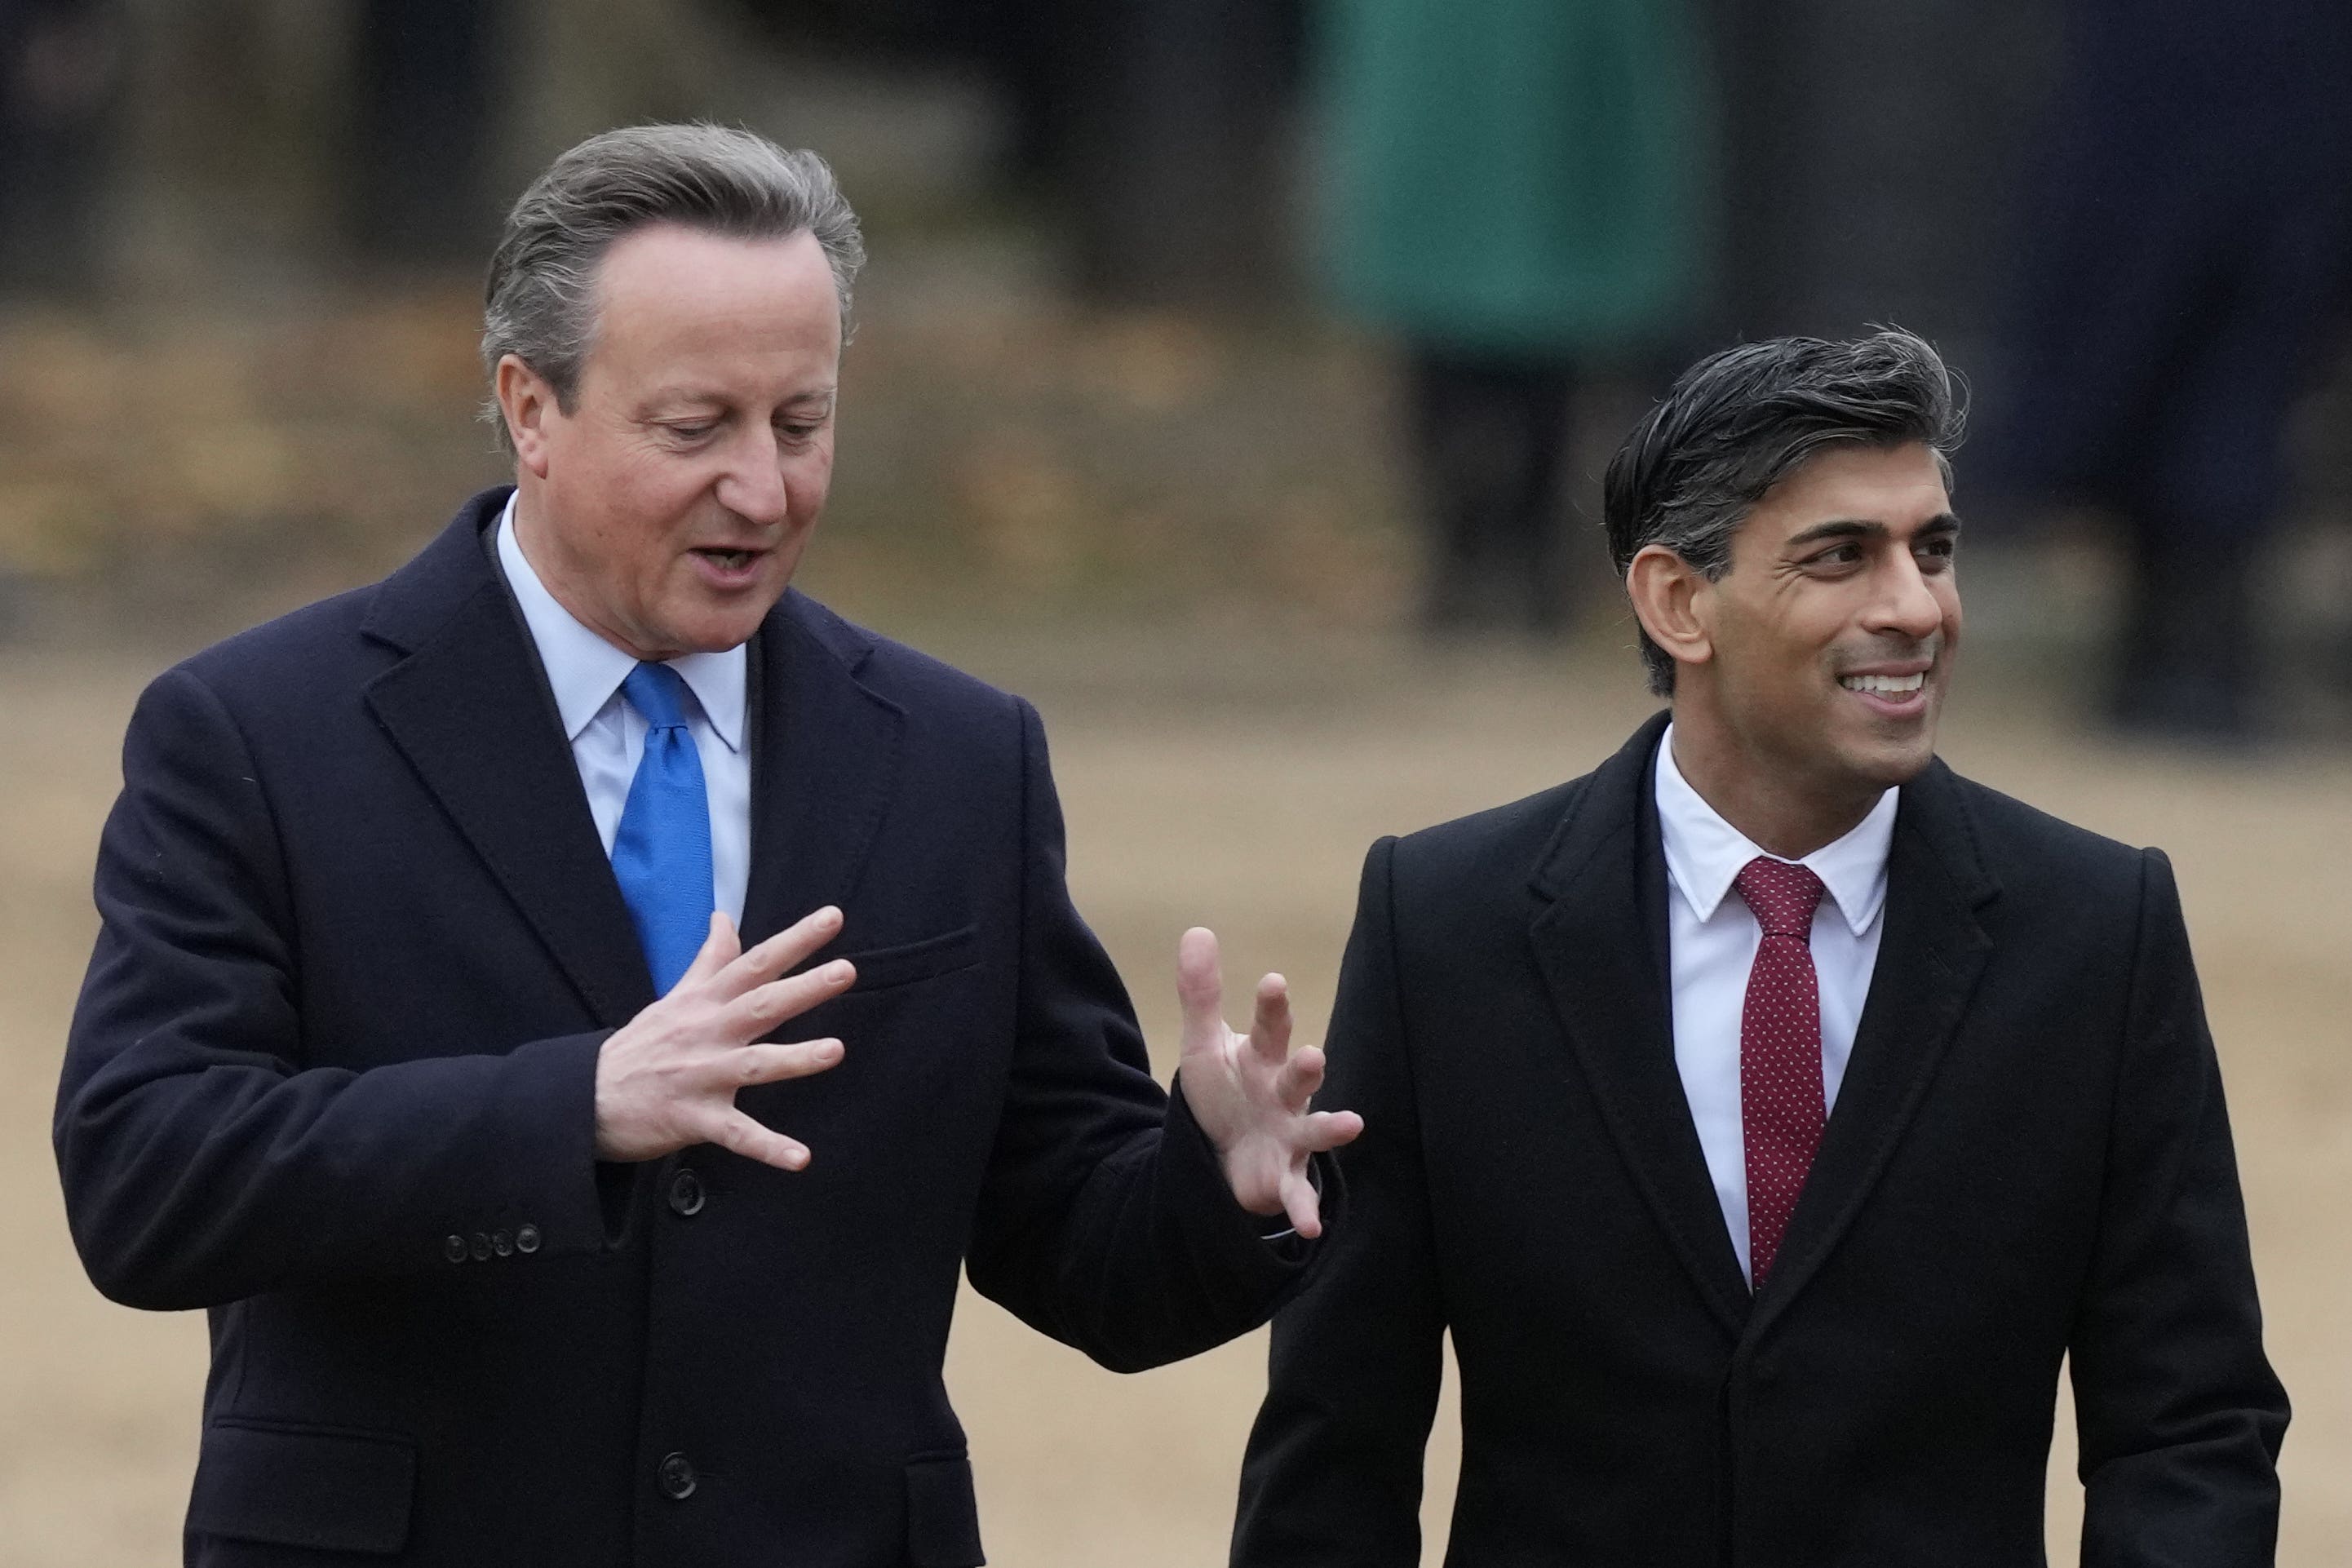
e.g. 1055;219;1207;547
1836;667;1933;718
688;545;768;585
1838;671;1925;696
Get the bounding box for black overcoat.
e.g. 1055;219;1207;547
58;489;1321;1566
1234;713;2284;1566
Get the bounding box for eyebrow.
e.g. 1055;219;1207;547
1784;512;1963;551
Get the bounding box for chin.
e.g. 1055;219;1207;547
699;615;773;654
1844;731;1940;789
677;587;791;653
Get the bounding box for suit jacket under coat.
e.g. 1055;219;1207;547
1234;712;2285;1567
56;489;1322;1567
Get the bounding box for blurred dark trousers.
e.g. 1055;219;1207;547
1988;1;2352;726
1406;348;1575;634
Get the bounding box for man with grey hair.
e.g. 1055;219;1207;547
1235;331;2285;1565
56;122;1358;1566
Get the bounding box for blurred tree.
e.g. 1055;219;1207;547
1060;0;1305;304
719;0;1309;305
1711;0;2057;365
0;0;126;293
348;0;507;269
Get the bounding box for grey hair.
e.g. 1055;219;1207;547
1601;328;1966;695
481;122;866;451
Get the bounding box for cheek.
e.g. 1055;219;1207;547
1737;603;1838;699
613;446;702;507
784;451;835;521
606;458;715;539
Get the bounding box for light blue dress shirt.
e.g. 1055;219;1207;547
494;494;752;928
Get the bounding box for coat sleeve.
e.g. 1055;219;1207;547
961;698;1332;1372
2071;847;2288;1565
1232;835;1443;1568
53;666;618;1311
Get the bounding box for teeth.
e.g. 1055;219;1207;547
1840;672;1925;694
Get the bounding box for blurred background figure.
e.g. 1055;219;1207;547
1985;0;2352;742
0;0;122;293
1313;0;1707;637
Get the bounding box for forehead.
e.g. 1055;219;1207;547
587;222;840;368
1744;441;1951;539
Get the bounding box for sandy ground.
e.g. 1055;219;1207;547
2;628;2346;1566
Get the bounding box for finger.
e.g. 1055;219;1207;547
678;912;742;990
1293;1108;1364;1154
1272;1043;1324;1110
713;1038;844;1090
1175;927;1227;1060
1279;1167;1323;1240
703;1109;813;1173
724;959;857;1038
719;905;844;999
1249;973;1291;1065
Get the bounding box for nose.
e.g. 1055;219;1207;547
715;425;789;527
1867;548;1948;643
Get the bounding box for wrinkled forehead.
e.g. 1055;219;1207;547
1741;441;1955;545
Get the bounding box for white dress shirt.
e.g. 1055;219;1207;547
494;495;752;928
1654;724;1895;1285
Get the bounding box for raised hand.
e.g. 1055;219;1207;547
1172;927;1364;1238
593;906;853;1172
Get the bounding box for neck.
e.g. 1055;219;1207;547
1667;711;1878;861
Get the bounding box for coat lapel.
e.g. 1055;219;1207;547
737;590;906;946
1528;712;1753;1335
1747;758;1997;1334
361;490;656;1025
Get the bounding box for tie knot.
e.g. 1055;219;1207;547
1734;856;1827;938
622;662;693;732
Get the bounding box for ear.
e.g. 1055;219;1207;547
1627;543;1716;677
495;354;560;479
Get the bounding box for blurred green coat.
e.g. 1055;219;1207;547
1317;0;1708;357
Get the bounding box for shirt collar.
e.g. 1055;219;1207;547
1652;722;1895;937
494;494;746;753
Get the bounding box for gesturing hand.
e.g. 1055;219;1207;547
593;906;854;1172
1172;927;1364;1238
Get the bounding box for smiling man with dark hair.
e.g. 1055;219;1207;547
1234;330;2286;1566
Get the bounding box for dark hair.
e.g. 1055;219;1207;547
481;123;865;452
1601;329;1965;694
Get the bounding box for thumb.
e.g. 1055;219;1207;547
1176;927;1227;1060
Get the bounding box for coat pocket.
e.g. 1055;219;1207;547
835;924;981;994
187;1418;416;1555
904;1451;985;1567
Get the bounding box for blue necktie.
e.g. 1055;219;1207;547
612;662;715;995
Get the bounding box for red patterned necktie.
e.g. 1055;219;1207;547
1733;856;1829;1289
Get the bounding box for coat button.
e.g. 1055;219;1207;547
468;1233;492;1261
442;1234;467;1265
516;1225;541;1255
668;1168;706;1217
491;1230;513;1257
658;1451;697;1500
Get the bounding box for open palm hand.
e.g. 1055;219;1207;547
1172;928;1363;1238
